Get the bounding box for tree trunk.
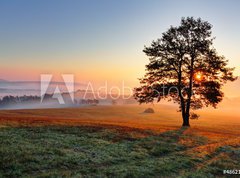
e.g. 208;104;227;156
182;54;195;127
178;57;190;127
182;113;190;127
184;100;191;127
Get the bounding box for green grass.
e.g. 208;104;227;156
0;126;239;178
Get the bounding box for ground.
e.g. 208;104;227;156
0;104;239;177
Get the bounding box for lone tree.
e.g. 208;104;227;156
134;17;237;127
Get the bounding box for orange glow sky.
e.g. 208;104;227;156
0;0;240;89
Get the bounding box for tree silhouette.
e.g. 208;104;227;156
134;17;237;127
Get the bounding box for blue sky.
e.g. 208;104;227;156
0;0;239;84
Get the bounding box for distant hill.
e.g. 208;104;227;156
0;79;8;82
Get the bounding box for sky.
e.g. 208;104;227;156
0;0;240;87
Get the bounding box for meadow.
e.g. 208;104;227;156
0;104;239;177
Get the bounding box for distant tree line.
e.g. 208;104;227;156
0;95;41;107
0;95;100;108
75;99;99;105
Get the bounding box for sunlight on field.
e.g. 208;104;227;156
0;104;239;141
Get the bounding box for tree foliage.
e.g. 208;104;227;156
134;17;237;126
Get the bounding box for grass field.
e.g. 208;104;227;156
0;104;239;177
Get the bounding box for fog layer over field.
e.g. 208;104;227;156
0;78;239;110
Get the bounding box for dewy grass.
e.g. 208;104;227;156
0;126;239;177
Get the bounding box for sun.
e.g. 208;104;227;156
195;72;203;81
